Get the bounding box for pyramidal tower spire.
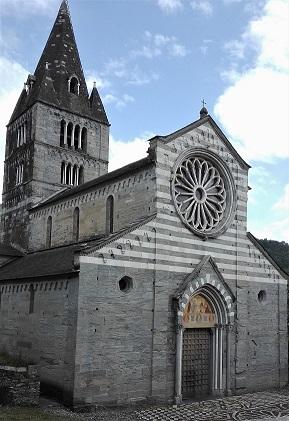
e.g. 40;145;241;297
2;0;110;250
9;0;108;125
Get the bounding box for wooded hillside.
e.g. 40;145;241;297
258;238;289;275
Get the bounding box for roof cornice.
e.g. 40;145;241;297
149;115;250;170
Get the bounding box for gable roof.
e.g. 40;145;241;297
81;213;157;255
0;244;24;257
149;114;250;170
9;0;108;125
0;214;156;281
247;232;289;280
31;156;154;211
0;243;80;281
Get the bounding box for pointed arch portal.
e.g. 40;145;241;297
174;259;235;404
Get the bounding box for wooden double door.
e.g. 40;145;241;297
182;328;212;399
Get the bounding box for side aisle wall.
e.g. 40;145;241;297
0;276;79;404
29;163;156;251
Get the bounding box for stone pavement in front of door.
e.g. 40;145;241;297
136;390;289;421
42;389;289;421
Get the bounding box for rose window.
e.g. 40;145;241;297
171;149;236;238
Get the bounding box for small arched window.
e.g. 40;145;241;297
61;162;66;184
106;195;114;234
72;165;78;186
69;76;79;95
23;122;27;144
81;127;87;152
74;125;80;149
67;122;73;148
16;127;20;148
73;207;80;242
66;163;72;185
46;216;52;248
79;166;84;185
20;163;24;184
60;120;66;146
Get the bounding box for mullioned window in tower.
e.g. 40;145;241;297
59;120;88;153
61;161;84;186
15;163;24;185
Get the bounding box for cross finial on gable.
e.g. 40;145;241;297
200;100;208;118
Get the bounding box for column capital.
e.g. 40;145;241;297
215;323;226;330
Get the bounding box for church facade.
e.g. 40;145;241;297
0;1;288;408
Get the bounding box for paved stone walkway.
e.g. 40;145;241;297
42;389;289;421
136;391;289;421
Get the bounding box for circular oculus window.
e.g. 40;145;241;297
118;276;133;293
171;148;236;238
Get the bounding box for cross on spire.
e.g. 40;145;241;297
202;99;206;108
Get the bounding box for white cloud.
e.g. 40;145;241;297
104;58;159;86
127;69;159;86
155;0;183;13
104;59;127;79
248;165;277;204
273;184;289;213
249;0;289;71
109;133;154;172
220;69;241;83
222;0;267;12
1;0;58;16
131;31;189;59
169;43;188;57
224;40;245;60
103;93;135;110
191;0;213;16
249;216;289;243
199;39;213;56
85;73;111;92
214;0;289;162
0;57;29;198
0;29;20;57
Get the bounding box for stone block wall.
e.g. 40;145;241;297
34;103;109;166
74;205;288;405
29;162;156;251
0;276;79;405
0;365;39;406
73;263;156;406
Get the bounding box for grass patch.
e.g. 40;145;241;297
0;407;79;421
0;352;27;367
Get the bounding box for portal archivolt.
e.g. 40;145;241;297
175;273;235;403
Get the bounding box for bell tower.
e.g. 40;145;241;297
1;0;109;250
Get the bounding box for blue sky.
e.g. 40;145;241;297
0;0;288;241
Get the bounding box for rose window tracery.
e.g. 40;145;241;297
171;149;236;238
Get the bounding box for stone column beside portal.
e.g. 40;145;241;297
226;324;232;396
175;324;183;404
